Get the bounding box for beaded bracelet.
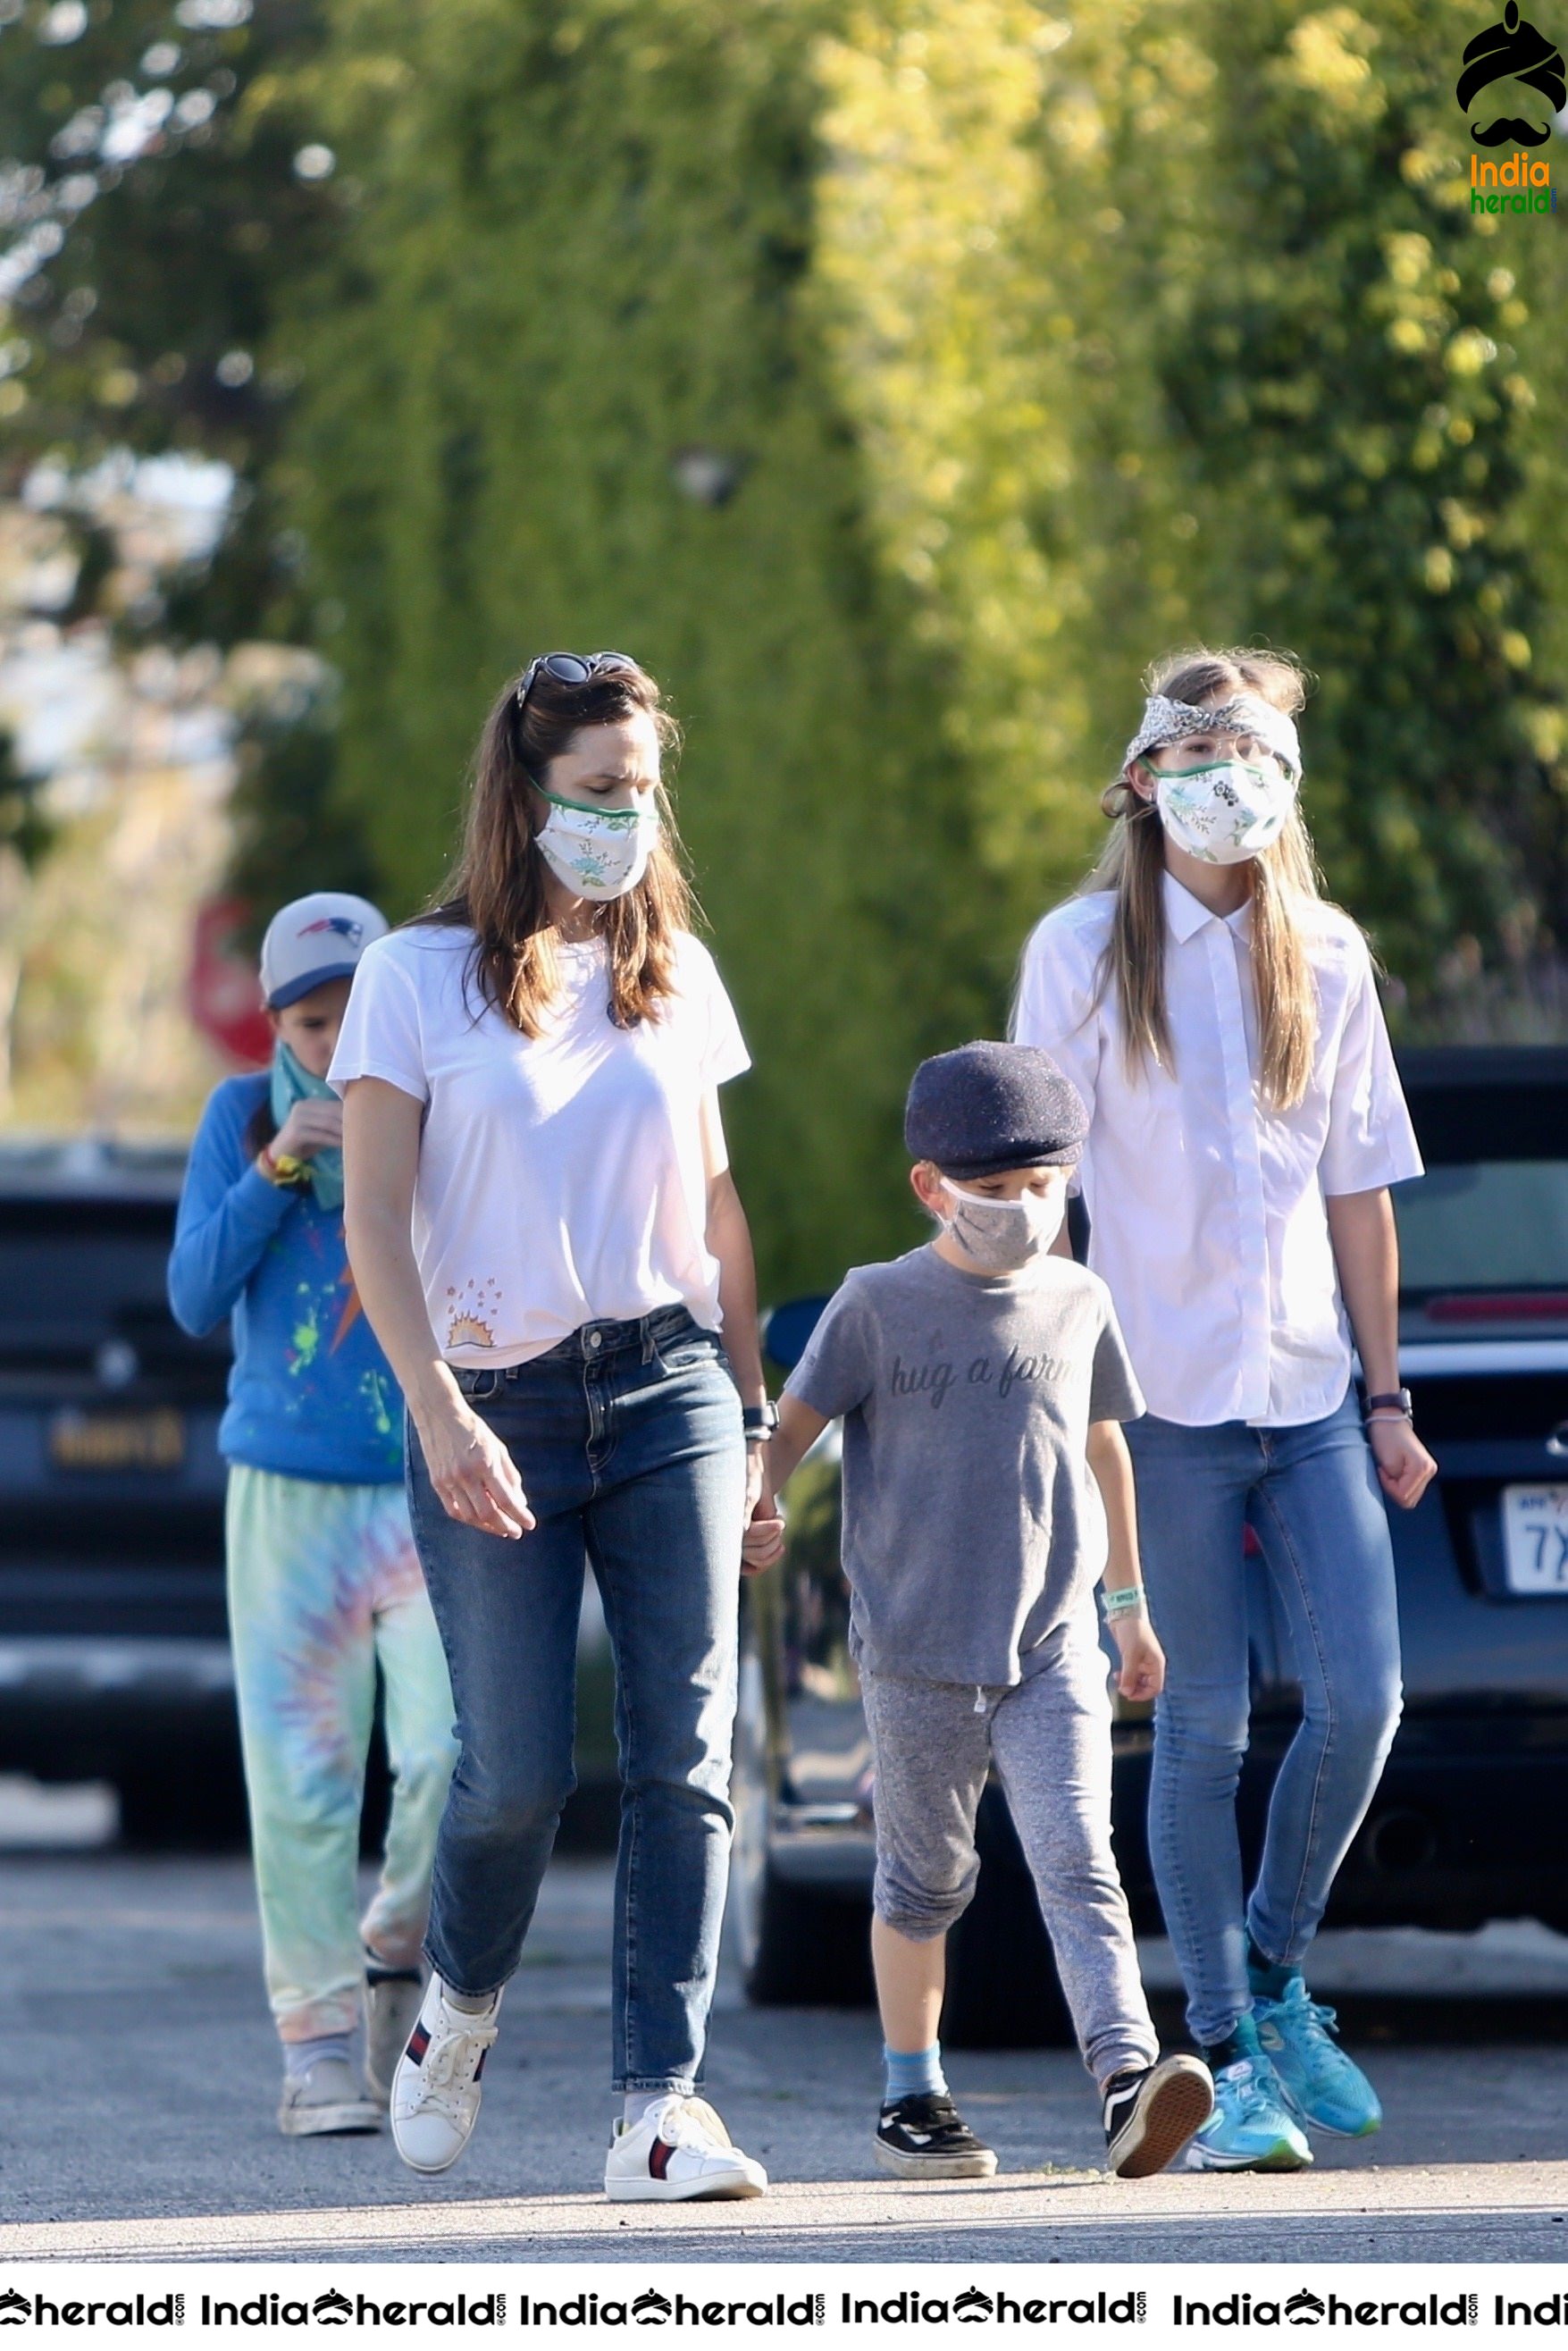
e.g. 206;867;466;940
1101;1585;1145;1620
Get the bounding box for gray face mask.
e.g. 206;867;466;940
940;1180;1061;1273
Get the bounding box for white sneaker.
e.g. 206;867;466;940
364;1961;426;2109
604;2093;767;2203
389;1977;500;2174
277;2055;382;2137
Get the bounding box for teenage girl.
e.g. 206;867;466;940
1013;649;1437;2170
169;894;457;2137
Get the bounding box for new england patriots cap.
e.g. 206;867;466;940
259;892;389;1010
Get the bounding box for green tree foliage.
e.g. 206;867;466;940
0;0;331;639
0;723;52;871
10;0;1565;1266
276;0;1568;1285
1158;1;1567;990
281;0;994;1295
0;0;374;919
809;0;1567;994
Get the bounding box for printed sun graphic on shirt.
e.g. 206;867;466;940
446;1276;502;1350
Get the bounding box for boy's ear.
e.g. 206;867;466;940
910;1160;946;1213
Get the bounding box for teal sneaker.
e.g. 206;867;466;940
1184;2015;1312;2173
1253;1976;1382;2138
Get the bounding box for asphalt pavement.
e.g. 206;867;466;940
4;1784;1568;2263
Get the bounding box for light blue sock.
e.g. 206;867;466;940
884;2042;947;2102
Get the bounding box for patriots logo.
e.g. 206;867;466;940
298;915;363;942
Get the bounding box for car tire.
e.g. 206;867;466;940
116;1755;247;1851
942;1784;1076;2049
742;1870;875;2007
726;1642;875;2007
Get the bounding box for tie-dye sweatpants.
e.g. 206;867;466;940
226;1465;457;2043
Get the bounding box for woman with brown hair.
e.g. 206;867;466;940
1014;647;1436;2172
330;652;770;2202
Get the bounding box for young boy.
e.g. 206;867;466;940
744;1041;1212;2179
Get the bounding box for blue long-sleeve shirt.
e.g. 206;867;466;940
168;1073;404;1483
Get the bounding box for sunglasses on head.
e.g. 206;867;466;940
516;650;636;713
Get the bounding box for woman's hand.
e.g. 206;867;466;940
743;1440;766;1528
271;1098;344;1163
1368;1415;1437;1510
416;1396;535;1539
1110;1611;1165;1703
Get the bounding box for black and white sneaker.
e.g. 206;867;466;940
1103;2054;1214;2178
874;2091;999;2179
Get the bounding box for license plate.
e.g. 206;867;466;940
48;1409;185;1473
1501;1483;1568;1594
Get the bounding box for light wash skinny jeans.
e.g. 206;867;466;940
1126;1389;1403;2048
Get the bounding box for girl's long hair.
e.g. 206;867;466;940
1086;647;1329;1113
416;657;692;1034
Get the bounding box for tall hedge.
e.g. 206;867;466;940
281;0;994;1300
280;0;1567;1295
809;0;1567;993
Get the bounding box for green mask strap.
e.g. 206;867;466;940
536;785;642;827
1140;756;1269;783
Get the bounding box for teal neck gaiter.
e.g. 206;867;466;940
269;1041;344;1213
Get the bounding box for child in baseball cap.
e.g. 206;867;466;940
169;893;455;2141
745;1041;1213;2183
257;894;388;1208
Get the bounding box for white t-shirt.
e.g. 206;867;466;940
329;923;750;1367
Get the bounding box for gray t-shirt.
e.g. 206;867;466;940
786;1245;1145;1686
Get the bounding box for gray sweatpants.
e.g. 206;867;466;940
861;1608;1158;2087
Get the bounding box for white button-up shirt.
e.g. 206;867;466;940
1013;874;1423;1428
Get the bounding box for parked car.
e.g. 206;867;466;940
0;1137;617;1845
728;1045;1568;2045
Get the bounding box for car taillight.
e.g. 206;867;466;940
1425;1292;1568;1322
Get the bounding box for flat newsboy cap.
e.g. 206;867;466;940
904;1039;1088;1179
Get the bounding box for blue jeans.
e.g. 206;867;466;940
405;1305;745;2093
1126;1390;1403;2047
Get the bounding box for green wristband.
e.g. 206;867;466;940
1101;1585;1145;1619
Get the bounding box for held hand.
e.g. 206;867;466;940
1368;1415;1437;1510
1110;1612;1165;1703
417;1398;535;1540
742;1479;786;1577
271;1098;344;1163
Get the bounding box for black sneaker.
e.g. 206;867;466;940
1103;2054;1214;2179
874;2091;999;2179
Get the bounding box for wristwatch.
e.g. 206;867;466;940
742;1401;780;1444
1364;1388;1413;1421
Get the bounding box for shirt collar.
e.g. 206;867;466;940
1162;869;1253;943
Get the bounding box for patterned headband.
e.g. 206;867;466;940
1123;693;1303;783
